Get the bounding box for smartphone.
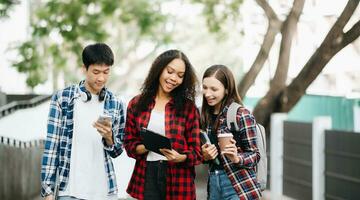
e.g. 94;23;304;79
200;130;211;145
97;114;111;125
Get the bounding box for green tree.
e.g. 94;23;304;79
12;0;169;90
196;0;360;128
0;0;19;18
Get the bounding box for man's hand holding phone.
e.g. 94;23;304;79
93;114;113;146
44;195;54;200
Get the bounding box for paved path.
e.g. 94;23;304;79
31;196;136;200
31;190;294;200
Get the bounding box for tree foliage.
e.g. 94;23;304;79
0;0;19;18
192;0;243;33
12;0;168;89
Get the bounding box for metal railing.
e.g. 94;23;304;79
0;135;45;148
0;95;51;119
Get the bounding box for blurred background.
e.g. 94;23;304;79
0;0;359;199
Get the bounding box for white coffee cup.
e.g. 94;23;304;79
218;133;233;152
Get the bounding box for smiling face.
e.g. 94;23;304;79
83;64;110;94
158;58;185;96
202;76;227;113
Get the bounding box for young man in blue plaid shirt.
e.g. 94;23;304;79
41;43;125;200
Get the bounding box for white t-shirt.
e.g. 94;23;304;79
146;110;167;161
59;95;117;200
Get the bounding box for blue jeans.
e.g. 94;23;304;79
58;196;83;200
208;170;239;200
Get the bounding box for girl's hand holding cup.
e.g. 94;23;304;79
218;133;240;163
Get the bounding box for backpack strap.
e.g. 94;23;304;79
256;123;267;153
226;102;241;132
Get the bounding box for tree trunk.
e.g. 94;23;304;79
238;0;304;99
272;0;305;87
280;0;360;112
253;0;360;127
238;0;281;99
253;0;305;125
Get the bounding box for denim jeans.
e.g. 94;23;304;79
144;160;167;200
58;196;83;200
58;195;117;200
208;170;239;200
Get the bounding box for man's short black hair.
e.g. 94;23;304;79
82;43;114;70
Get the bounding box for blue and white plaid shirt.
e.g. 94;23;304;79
41;81;125;197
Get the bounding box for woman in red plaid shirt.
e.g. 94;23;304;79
124;49;202;200
201;65;262;200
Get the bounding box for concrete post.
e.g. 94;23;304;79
354;101;360;132
270;113;288;200
0;90;6;107
312;117;332;200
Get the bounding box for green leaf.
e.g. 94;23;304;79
11;0;169;89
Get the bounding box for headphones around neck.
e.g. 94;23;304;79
80;86;106;102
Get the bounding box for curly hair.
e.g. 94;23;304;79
135;49;198;113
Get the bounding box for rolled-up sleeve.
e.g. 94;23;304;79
103;100;125;158
235;108;260;169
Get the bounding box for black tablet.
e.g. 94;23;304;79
140;128;171;155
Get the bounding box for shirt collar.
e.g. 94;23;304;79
147;95;175;111
73;80;108;101
78;80;87;93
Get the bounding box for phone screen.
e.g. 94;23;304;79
97;115;111;125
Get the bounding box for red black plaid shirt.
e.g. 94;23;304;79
124;95;201;200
